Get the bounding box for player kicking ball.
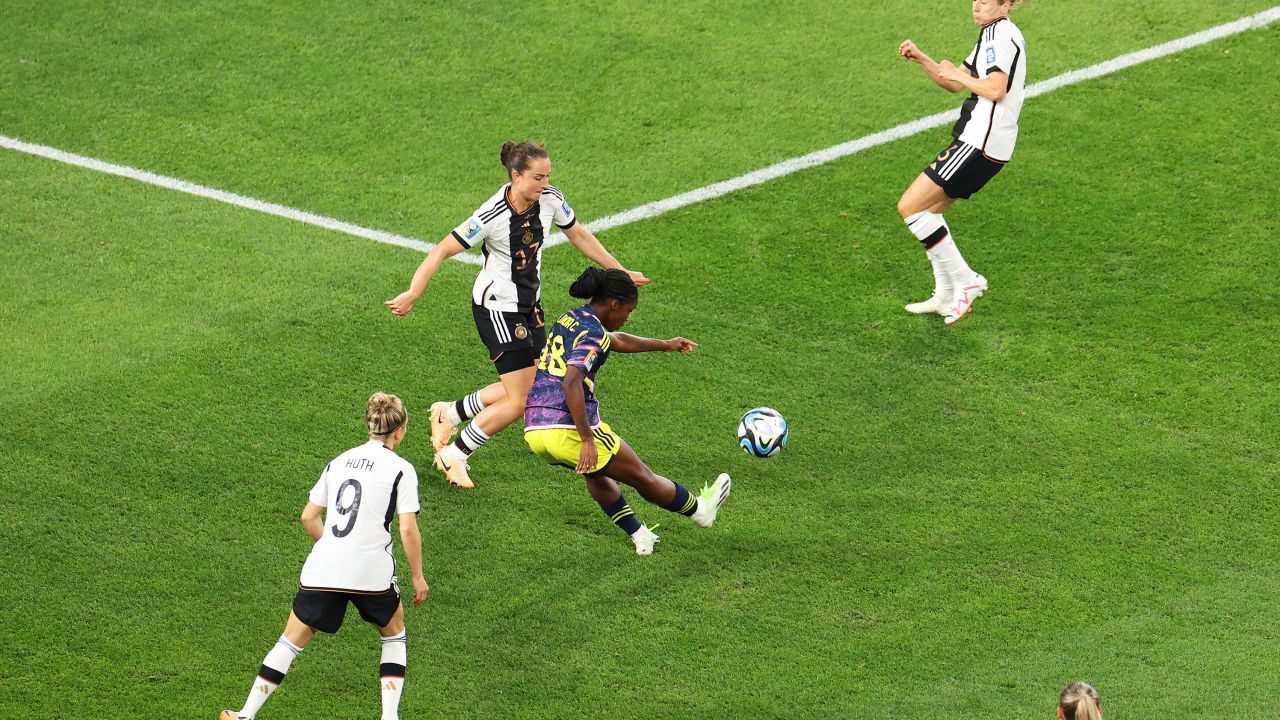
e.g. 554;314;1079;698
524;267;731;555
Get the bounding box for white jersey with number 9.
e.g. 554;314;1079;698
299;441;420;592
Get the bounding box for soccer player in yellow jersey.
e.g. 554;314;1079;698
524;267;730;555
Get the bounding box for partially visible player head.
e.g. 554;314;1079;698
501;141;551;205
569;267;638;332
972;0;1023;25
1058;682;1102;720
367;392;408;447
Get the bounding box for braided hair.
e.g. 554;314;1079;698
568;267;637;305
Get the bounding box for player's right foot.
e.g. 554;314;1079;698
430;401;457;452
434;445;474;489
219;711;242;720
691;473;732;528
944;274;988;325
905;292;952;315
631;525;660;556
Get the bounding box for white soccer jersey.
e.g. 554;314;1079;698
451;184;577;313
299;441;420;593
954;17;1027;162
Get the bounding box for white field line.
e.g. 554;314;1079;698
0;134;486;264
2;5;1277;262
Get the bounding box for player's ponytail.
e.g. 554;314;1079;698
1059;682;1101;720
500;140;549;175
366;392;407;437
569;266;637;305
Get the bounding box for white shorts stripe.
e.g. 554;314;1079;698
491;310;510;343
940;144;975;180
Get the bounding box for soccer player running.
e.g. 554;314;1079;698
386;141;648;489
524;267;731;555
896;0;1027;324
220;393;428;720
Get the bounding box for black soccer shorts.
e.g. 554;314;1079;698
472;302;547;374
923;139;1006;200
292;586;401;634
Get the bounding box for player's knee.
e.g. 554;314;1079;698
896;196;916;219
508;392;528;414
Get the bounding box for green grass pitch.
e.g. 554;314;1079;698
1;2;1278;718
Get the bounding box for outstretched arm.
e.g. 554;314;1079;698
608;333;698;355
899;40;965;93
562;222;650;287
384;233;469;316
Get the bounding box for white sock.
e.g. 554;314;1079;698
444;403;463;426
380;631;408;720
924;251;951;298
457;390;486;422
928;234;976;287
240;635;302;719
905;211;954;296
457;422;491;454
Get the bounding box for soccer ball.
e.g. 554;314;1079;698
737;407;788;458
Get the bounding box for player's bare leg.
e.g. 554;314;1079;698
584;470;657;555
431;382;508;451
898;172;981;318
585;440;730;555
435;367;535;488
220;612;317;720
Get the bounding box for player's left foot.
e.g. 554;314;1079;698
691;473;731;528
430;401;457;452
905;292;952;315
218;711;242;720
631;525;660;556
434;445;474;489
944;274;987;325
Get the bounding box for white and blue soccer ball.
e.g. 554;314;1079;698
737;407;788;458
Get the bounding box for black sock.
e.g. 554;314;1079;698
599;495;642;535
659;482;698;516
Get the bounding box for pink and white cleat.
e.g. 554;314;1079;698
944;274;988;325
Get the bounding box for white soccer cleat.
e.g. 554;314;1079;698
944;274;988;325
631;525;660;556
430;401;457;452
691;473;732;528
905;292;952;315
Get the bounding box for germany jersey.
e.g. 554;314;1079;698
451;184;577;313
524;304;612;429
952;16;1027;162
299;441;420;593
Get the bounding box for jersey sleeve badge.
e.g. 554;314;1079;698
465;218;484;240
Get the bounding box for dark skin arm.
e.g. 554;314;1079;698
608;334;698;354
563;366;598;473
564;334;697;471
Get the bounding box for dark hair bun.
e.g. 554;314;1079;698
569;267;607;299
